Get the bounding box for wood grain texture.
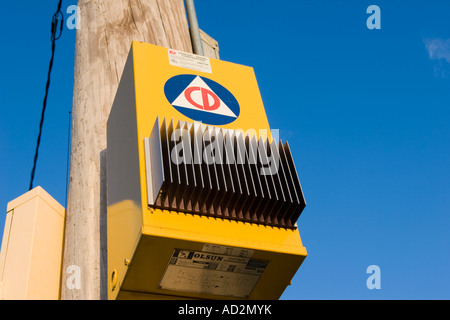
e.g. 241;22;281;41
62;0;192;300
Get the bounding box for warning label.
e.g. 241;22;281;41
202;244;254;259
168;49;212;73
159;249;268;298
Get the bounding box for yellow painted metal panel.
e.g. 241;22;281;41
107;42;307;300
131;42;273;224
0;187;65;300
142;209;306;256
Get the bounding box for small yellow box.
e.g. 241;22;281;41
0;187;65;300
107;42;307;300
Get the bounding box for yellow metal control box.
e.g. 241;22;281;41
0;187;65;300
107;42;307;300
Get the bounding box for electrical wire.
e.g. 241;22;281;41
29;1;64;191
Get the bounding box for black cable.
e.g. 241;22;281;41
29;1;64;191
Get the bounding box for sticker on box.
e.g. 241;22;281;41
159;249;268;298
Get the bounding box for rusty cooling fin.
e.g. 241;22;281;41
144;117;306;229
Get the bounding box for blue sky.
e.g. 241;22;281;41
1;1;449;300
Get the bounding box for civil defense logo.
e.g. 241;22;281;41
164;75;240;125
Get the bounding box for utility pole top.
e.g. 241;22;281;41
62;0;193;300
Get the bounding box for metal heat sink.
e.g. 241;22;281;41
144;117;306;229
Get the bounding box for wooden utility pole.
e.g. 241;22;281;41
62;0;193;300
